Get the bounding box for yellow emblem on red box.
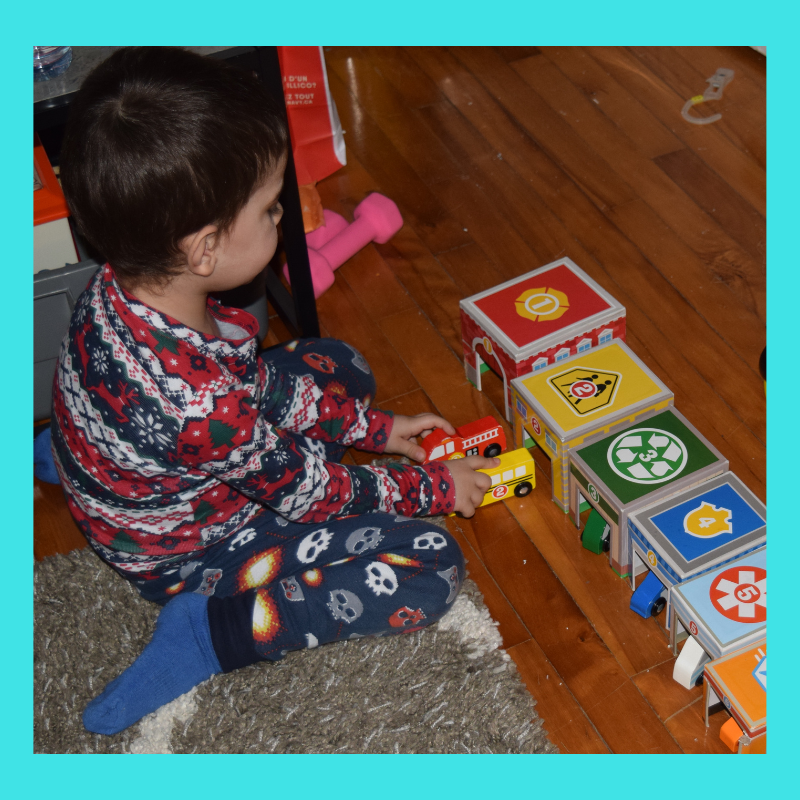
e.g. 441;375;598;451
515;287;569;321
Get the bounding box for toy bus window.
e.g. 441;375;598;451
446;441;455;454
491;474;501;486
502;469;514;481
514;466;526;477
430;446;445;460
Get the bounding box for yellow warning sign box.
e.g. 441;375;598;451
511;340;674;511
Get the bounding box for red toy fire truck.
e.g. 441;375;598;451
421;416;507;463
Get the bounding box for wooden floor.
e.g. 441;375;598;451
34;46;766;754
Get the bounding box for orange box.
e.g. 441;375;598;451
704;639;766;753
34;133;78;272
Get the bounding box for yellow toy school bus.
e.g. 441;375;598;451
479;447;536;507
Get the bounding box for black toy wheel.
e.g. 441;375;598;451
652;597;667;616
484;443;502;458
514;481;532;497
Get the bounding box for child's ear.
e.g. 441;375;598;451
180;225;219;277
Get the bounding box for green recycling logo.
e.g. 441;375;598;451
607;427;688;484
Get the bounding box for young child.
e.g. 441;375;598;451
51;47;498;736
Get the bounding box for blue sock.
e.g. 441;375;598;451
83;592;222;735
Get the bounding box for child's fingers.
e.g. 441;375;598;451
414;413;455;436
463;455;501;473
392;438;427;462
475;471;492;492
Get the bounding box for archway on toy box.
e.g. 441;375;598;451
473;341;510;418
520;421;550;488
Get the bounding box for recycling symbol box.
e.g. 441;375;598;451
568;407;728;578
627;471;765;629
460;257;626;421
510;339;674;512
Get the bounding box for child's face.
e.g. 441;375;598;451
211;154;287;291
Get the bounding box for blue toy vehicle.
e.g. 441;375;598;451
629;570;667;618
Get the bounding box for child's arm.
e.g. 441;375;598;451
257;360;399;454
177;385;459;521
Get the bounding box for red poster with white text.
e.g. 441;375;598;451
277;46;346;186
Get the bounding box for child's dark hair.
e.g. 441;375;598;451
60;47;289;288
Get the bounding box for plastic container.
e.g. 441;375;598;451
34;47;72;82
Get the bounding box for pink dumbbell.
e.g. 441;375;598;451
305;208;349;251
283;193;403;298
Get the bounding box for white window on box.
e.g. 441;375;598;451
533;357;548;372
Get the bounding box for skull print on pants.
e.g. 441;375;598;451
413;531;448;550
327;589;364;623
297;528;333;563
345;526;384;555
365;561;399;596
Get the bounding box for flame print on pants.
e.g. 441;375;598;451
252;590;282;643
237;546;284;592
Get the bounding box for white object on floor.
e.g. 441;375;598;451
673;636;710;690
128;686;199;754
438;592;509;662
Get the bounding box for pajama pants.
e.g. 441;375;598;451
133;338;464;671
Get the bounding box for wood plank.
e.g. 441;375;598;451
607;198;765;384
447;46;635;211
665;698;732;755
34;478;87;560
329;56;554;277
417;100;580;265
315;278;419;404
506;638;610;754
585;47;765;217
435;242;507;299
325;63;472;256
624;330;765;501
326;46;443;110
637;46;766;170
511;52;766;329
377;232;467;359
510;486;676;678
654;147;766;283
632;656;703;723
378;306;506;426
493;46;542;63
447;520;532;650
458;502;682;753
538;46;684;160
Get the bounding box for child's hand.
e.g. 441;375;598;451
385;413;456;462
446;455;500;517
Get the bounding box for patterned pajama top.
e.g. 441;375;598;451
51;265;455;578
